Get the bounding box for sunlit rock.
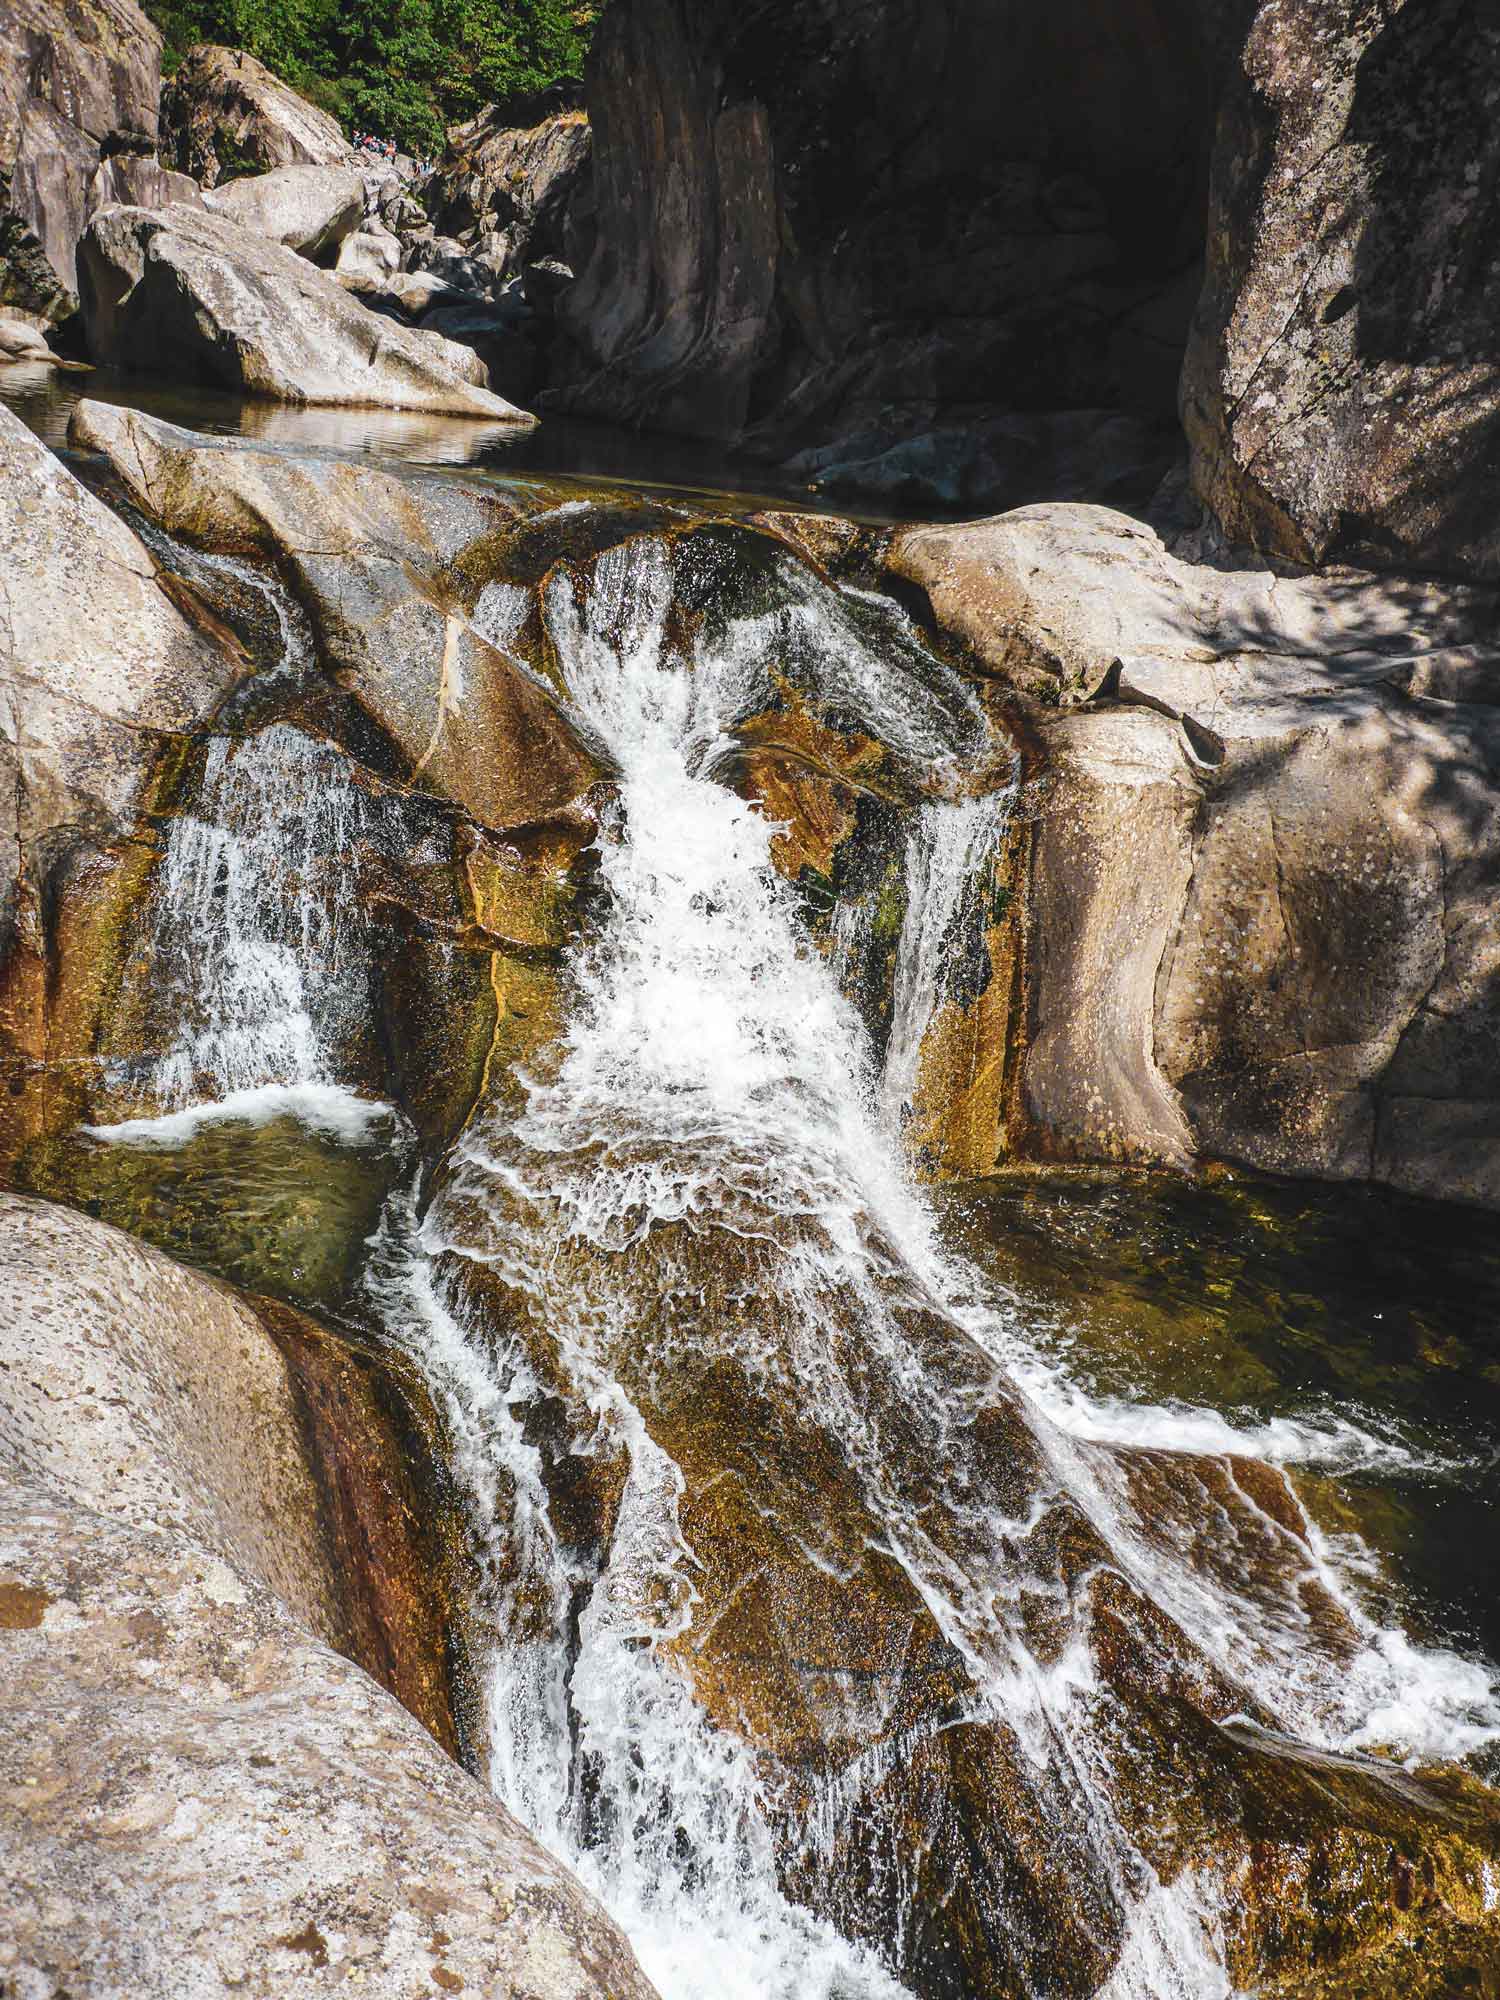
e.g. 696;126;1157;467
0;0;183;317
77;204;538;418
0;1198;660;2000
884;503;1500;1206
159;43;355;188
202;162;365;264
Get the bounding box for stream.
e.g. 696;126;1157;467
10;377;1500;1998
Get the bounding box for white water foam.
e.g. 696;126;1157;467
141;724;373;1107
386;536;1500;1992
82;1081;399;1149
114;523;1500;1996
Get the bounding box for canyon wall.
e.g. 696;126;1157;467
551;0;1246;505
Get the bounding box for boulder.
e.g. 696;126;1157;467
77;203;537;419
884;504;1500;1205
403;229;511;300
334;222;402;288
432;107;592;282
0;302;56;360
0;0;179;316
0;1196;660;2000
0;1195;460;1743
551;0;1232;498
202;162;366;264
0;1487;661;2000
70;402;600;832
1182;0;1500;582
160;42;353;188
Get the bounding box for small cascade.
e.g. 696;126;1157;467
141;723;374;1107
359;534;1500;1999
880;791;1010;1143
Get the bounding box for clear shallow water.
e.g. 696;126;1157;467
0;361;911;520
942;1171;1500;1698
12;418;1500;1995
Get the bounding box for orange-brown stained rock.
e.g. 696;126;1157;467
256;1298;472;1759
0;1581;51;1628
449;1215;1500;1999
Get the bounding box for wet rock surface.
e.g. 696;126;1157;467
72;401;599;827
3;405;1500;1996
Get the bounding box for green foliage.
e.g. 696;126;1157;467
147;0;597;152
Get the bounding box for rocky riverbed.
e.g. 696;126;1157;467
4;0;1500;1994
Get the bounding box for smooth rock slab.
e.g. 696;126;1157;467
78;202;537;418
202;162;366;263
885;502;1500;1205
0;1481;660;2000
0;398;240;870
71;401;598;831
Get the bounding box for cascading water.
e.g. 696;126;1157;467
89;524;1500;1997
880;792;1009;1143
367;536;1500;1996
141;724;374;1107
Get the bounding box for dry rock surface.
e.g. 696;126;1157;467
886;504;1500;1204
0;0;192;316
0;1196;660;2000
202;161;366;263
72;400;599;829
78;202;537;417
0;397;241;898
161;41;354;187
432;106;591;288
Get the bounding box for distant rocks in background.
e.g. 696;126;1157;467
548;0;1229;503
430;104;592;288
78;202;537;418
159;42;353;188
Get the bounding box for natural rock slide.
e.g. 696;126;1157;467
4;397;1500;1996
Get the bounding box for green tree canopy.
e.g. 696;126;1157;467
147;0;597;153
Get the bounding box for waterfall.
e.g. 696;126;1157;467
142;724;373;1108
881;792;1009;1142
363;536;1500;1997
90;525;1500;1997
